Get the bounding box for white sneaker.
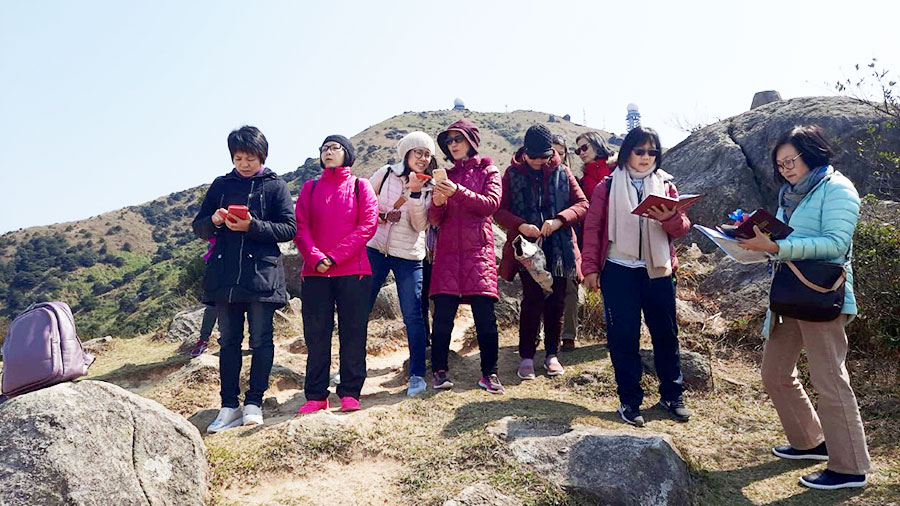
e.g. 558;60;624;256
242;404;263;426
207;406;243;433
407;375;427;397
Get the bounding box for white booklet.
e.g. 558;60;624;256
694;225;770;264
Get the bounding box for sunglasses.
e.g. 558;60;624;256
575;144;591;154
445;135;466;145
633;148;660;157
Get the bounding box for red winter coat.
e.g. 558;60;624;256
495;149;589;282
294;166;379;278
428;156;501;299
581;172;690;277
580;158;614;202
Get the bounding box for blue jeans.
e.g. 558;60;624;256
600;261;683;407
215;301;277;408
367;247;427;378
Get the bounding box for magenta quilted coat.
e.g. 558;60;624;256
427;156;502;299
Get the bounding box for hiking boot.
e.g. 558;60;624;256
207;406;243;433
478;374;506;394
433;370;453;390
544;355;565;376
773;441;828;461
799;469;866;490
407;375;427;397
340;396;361;412
517;359;536;380
189;339;209;358
657;397;691;422
561;339;576;352
242;404;263;426
617;403;645;427
297;399;329;414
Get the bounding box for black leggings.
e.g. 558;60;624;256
430;295;499;377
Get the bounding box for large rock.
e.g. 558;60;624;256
666;96;899;250
698;256;771;318
443;483;522;506
489;417;689;506
166;306;212;348
371;282;401;320
279;240;303;298
750;90;781;109
640;348;713;390
0;380;208;506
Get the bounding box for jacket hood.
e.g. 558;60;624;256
225;167;278;180
437;119;481;161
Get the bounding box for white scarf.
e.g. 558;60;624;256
607;164;673;277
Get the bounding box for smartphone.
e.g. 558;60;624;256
227;204;249;220
414;173;432;181
432;168;448;183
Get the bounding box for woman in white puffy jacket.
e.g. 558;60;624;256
366;131;435;397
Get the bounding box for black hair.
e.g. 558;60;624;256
771;125;835;185
227;126;268;164
404;150;437;176
575;131;613;160
551;134;570;167
618;126;662;172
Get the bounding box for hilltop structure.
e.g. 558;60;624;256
626;103;641;132
453;98;467;110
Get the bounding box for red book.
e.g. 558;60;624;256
631;194;702;216
719;208;793;240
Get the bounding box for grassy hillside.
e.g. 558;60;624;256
0;110;614;339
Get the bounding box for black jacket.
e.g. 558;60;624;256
192;168;296;305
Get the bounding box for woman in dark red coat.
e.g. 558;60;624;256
428;118;504;394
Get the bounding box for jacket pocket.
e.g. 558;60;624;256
247;255;282;292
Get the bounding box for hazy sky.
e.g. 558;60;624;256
2;0;898;234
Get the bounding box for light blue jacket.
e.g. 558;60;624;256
762;167;860;337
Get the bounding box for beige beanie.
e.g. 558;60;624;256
396;131;435;160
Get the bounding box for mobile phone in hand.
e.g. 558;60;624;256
227;205;249;220
432;168;447;183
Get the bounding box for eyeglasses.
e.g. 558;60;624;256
320;144;344;154
575;144;591;154
410;148;431;159
445;135;466;145
633;148;660;157
776;153;802;171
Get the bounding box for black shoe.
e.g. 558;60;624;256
772;441;828;461
657;397;691;422
617;403;645;427
799;469;866;490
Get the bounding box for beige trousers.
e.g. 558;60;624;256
761;315;871;474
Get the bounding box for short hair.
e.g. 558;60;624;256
771;125;835;185
618;126;662;172
575;131;613;160
551;134;570;167
227;126;268;164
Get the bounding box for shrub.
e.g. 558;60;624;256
850;218;900;350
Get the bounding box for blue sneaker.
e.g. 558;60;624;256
799;469;866;490
407;376;426;397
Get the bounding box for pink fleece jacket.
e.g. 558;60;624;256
293;166;379;278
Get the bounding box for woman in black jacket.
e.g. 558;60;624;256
192;126;296;433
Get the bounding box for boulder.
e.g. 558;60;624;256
698;256;770;318
371;282;401;320
279;240;303;298
166;306;211;347
0;380;208;506
443;483;522;506
750;90;782;109
640;348;713;390
490;417;689;506
82;335;114;355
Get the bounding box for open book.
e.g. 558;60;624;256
717;208;793;240
694;225;770;264
632;194;702;216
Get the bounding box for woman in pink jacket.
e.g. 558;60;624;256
581;126;691;427
429;119;505;394
294;135;378;413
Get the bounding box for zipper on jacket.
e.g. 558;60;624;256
229;179;256;302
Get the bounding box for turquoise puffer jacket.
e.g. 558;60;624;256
762;167;860;338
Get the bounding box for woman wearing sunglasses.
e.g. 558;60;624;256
366;131;436;397
575;131;616;202
294;135;378;414
429;119;505;393
497;125;588;380
581;126;691;427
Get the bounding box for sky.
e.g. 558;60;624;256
2;0;898;234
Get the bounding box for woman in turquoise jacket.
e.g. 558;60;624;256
739;125;870;490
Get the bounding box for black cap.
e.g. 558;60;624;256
524;124;554;158
320;135;356;168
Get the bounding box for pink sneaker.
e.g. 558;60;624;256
340;396;361;412
297;399;329;414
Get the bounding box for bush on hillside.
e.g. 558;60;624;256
850;216;900;351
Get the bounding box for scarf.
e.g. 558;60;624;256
607;164;673;278
509;166;577;278
780;165;831;222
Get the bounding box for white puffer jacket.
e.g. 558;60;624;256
366;163;432;261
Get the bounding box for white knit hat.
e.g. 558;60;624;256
396;131;435;160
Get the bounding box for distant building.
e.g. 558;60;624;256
562;114;571;122
453;98;466;110
626;103;641;132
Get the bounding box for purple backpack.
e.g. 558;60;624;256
1;301;95;399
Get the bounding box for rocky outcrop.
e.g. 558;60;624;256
279;240;303;298
166;306;211;349
640;348;713;390
750;90;782;109
489;417;689;505
0;380;208;506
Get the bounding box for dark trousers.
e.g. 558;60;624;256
302;275;372;401
431;295;499;376
422;260;433;341
199;305;217;342
600;261;683;407
215;301;278;408
519;272;568;359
